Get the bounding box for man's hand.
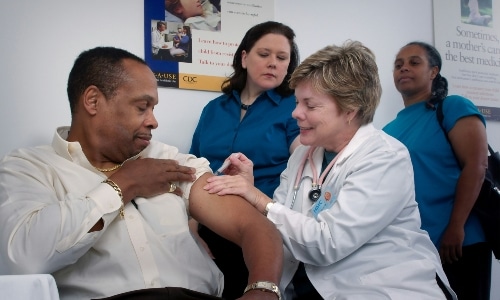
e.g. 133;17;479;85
109;158;196;203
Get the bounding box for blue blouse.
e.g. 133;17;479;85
190;89;299;197
383;95;486;247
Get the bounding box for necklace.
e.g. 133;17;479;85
241;103;251;110
93;153;140;173
94;163;122;172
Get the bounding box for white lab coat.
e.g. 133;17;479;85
268;124;456;300
151;29;166;54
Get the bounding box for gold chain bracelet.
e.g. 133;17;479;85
103;179;124;218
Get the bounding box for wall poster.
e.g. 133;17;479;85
434;0;500;120
144;0;274;92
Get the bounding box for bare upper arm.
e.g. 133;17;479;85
188;173;269;245
447;115;488;169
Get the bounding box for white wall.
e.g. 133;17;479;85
0;0;498;298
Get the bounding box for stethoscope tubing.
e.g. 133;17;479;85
290;146;345;207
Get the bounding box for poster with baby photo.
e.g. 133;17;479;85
145;0;274;92
434;0;500;120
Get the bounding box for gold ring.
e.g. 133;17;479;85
168;182;176;193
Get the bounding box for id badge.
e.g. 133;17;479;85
311;190;337;219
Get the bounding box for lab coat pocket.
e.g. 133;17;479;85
359;259;442;299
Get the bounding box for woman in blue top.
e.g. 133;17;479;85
170;25;191;57
383;41;491;300
189;21;300;299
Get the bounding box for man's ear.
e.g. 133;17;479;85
82;85;101;116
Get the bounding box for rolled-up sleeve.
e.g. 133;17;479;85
146;142;212;209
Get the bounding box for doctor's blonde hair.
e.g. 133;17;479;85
289;40;381;125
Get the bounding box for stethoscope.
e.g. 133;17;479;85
290;146;344;209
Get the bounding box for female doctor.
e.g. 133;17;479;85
204;41;457;300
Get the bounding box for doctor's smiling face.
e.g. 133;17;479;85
289;41;381;153
292;80;353;152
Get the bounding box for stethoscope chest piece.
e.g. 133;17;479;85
309;188;321;202
294;146;345;205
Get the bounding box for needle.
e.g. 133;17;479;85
214;159;231;176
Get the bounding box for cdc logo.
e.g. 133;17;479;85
182;76;197;84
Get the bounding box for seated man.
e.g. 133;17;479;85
0;46;282;300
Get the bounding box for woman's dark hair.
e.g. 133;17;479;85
405;41;448;107
221;21;299;96
183;25;191;37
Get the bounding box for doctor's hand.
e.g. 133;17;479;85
203;174;271;212
204;173;255;199
221;152;254;185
